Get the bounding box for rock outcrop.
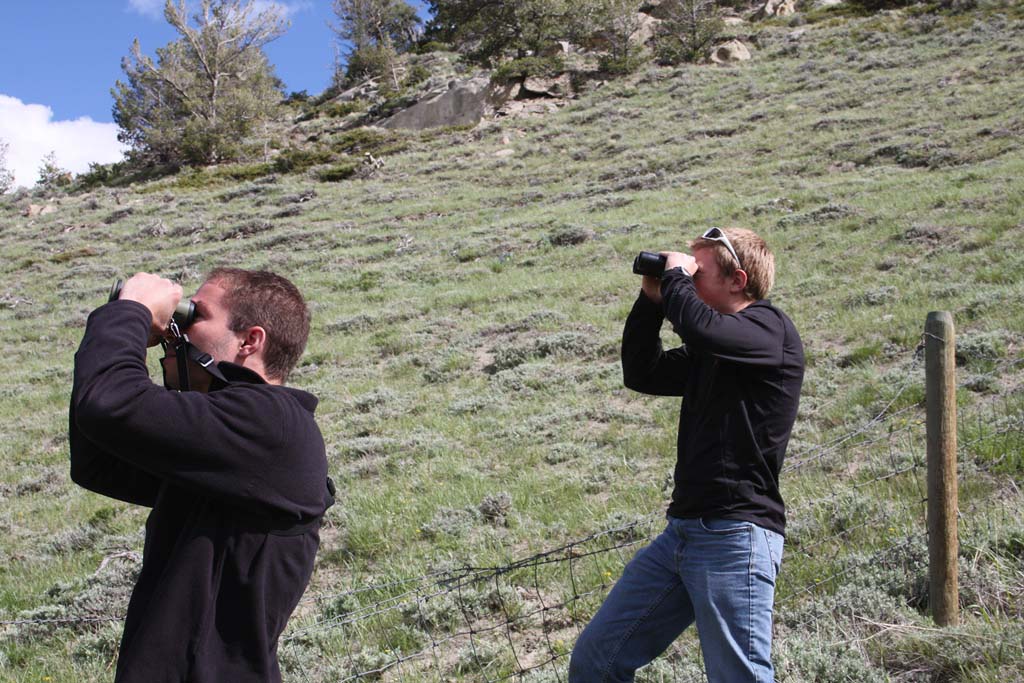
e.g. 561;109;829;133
756;0;799;18
710;40;752;64
23;204;57;217
383;77;514;130
522;74;574;98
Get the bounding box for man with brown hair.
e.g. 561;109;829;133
69;269;334;682
570;227;804;682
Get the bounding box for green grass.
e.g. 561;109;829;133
1;5;1023;681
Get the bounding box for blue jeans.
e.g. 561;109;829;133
569;517;784;683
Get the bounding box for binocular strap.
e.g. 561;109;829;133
165;339;227;392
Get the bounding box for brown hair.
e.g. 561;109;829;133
204;268;311;382
690;227;775;301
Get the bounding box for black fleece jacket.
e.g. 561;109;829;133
69;300;334;682
621;268;804;535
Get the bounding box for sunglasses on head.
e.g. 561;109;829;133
701;227;742;269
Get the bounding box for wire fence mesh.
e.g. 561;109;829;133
2;351;1021;681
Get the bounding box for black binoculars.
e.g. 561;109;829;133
108;279;196;327
632;251;667;278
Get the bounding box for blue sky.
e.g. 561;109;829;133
0;0;429;189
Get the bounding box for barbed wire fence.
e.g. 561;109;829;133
2;348;1021;681
278;347;1022;682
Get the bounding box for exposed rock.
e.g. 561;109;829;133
630;13;663;46
335;78;380;103
23;204;57;217
588;13;661;51
756;0;799;18
383;76;512;130
496;99;563;119
723;16;748;26
710;40;752;64
522;73;574;98
540;40;574;58
814;0;845;7
639;0;673;20
494;148;516;158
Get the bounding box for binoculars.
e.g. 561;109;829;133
108;279;196;327
632;251;667;278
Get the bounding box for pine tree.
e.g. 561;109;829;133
36;151;71;191
0;139;14;194
425;0;574;65
653;0;724;64
332;0;421;89
112;0;287;166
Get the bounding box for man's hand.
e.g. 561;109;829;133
640;252;699;304
118;273;182;346
662;251;698;276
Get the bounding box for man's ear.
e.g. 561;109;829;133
731;269;749;295
238;326;268;357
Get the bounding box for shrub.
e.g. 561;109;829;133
652;0;724;65
274;148;334;173
0;138;14;194
403;64;432;88
331;128;403;156
420;506;482;539
345;45;400;87
955;330;1009;366
416;40;452;54
492;332;598;371
319;162;361;182
478;492;513;526
598;52;648;75
847;0;918;10
548;226;595;246
221;162;275;181
37;151;73;193
323;100;367;118
76;160;130;190
492;56;565;85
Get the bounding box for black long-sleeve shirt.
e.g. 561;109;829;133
70;300;334;682
621;268;804;535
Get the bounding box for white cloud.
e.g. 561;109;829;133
252;0;312;18
127;0;164;18
0;95;127;191
129;0;311;20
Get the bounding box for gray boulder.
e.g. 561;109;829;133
755;0;799;18
639;0;673;20
383;77;513;130
522;73;574;98
540;40;575;58
710;40;752;64
631;13;663;46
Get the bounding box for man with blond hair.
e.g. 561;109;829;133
570;227;804;682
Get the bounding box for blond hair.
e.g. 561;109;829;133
690;227;775;301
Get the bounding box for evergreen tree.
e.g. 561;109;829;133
653;0;723;64
112;0;286;166
581;0;646;72
425;0;575;66
36;151;72;192
332;0;420;89
0;139;14;194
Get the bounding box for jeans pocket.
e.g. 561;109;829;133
698;517;752;535
754;528;784;581
764;529;784;574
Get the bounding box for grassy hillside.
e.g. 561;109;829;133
2;4;1023;681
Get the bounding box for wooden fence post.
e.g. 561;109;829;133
925;311;959;627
